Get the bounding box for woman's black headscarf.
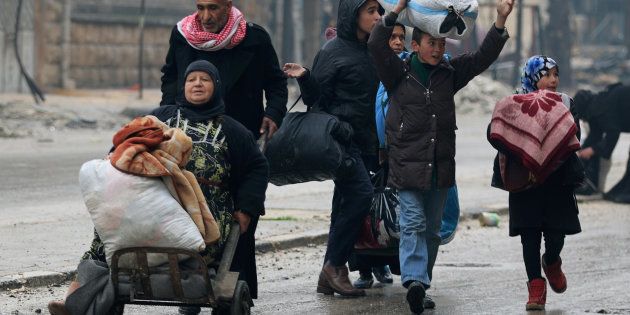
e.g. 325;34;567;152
154;60;225;123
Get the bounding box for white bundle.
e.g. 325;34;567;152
379;0;479;40
79;159;205;268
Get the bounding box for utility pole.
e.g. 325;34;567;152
137;0;146;99
512;0;523;87
546;0;573;88
282;0;294;62
625;1;630;56
303;0;321;66
273;0;285;61
293;0;304;65
61;0;73;89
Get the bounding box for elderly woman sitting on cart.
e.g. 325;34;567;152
48;60;269;315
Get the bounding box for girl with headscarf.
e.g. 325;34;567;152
490;55;583;311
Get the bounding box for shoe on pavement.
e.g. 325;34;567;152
321;261;366;297
542;254;567;293
353;271;374;289
526;278;547;311
423;295;436;309
48;301;71;315
406;281;426;314
317;270;334;295
372;265;394;284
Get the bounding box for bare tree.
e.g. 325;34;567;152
545;0;573;87
626;1;630;55
281;0;294;62
303;0;322;65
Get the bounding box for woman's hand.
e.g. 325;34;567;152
578;147;595;160
283;63;307;79
496;0;515;29
233;210;251;235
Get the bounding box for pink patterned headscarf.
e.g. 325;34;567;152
177;7;247;51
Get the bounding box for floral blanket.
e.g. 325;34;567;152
489;90;580;183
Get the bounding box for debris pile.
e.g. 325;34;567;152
455;75;513;115
0;100;123;138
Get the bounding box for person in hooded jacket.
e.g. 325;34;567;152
574;84;630;203
48;60;269;315
283;0;384;298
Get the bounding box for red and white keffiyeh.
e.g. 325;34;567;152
489;90;581;182
177;7;247;51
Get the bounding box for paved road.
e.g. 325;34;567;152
2;200;629;314
1;115;629;279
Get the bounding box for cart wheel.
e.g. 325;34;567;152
230;280;253;315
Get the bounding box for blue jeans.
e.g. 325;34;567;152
440;185;460;244
398;188;447;287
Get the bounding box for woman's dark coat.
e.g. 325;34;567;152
152;60;269;298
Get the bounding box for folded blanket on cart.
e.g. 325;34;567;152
110;115;219;244
489;90;580;183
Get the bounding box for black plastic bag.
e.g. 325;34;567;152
355;165;400;250
264;111;353;186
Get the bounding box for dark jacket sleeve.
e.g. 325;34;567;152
259;29;289;126
583;121;618;159
301;48;337;111
296;68;320;108
581;87;623;159
450;25;509;93
160;26;180;106
223;117;269;217
367;12;406;92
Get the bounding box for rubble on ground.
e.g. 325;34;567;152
0;100;124;138
454;75;513;115
573;45;630;91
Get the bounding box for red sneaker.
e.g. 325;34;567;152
542;254;567;293
526;278;547;311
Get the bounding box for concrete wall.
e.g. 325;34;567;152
2;0;335;91
67;23;171;89
34;0;192;89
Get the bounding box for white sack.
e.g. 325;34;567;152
79;159;205;268
379;0;478;40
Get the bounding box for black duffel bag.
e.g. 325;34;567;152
264;104;353;186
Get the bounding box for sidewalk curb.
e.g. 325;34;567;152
256;229;329;254
0;268;77;291
1;207;511;291
0;230;331;291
